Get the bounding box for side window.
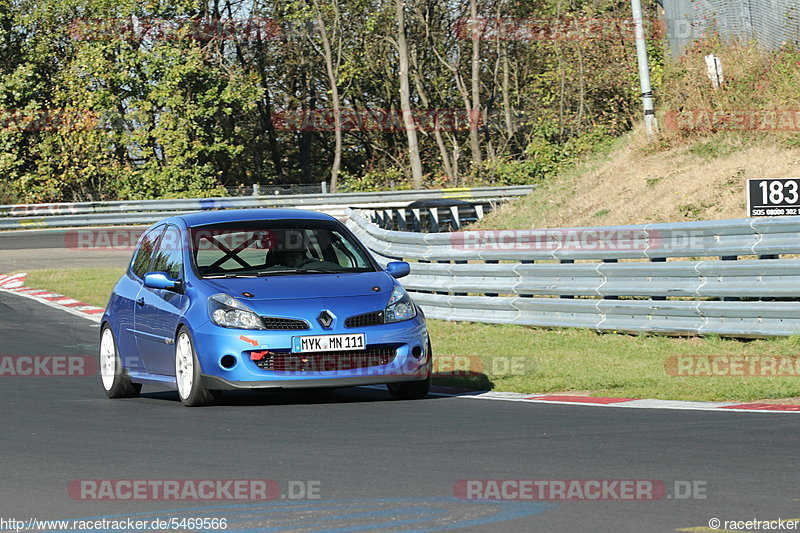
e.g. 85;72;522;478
331;231;370;268
150;225;184;280
131;226;164;279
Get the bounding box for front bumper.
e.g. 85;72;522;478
202;369;429;391
191;314;429;390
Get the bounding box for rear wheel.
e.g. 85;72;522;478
100;325;141;399
175;328;220;407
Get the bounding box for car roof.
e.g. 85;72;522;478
173;208;337;227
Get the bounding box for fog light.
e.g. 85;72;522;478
220;355;238;369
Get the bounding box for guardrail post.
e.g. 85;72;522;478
521;260;534;297
559;259;574;299
394;209;407;231
720;256;738;302
427;208;440;232
449;206;461;231
321;181;328;194
485;260;499;297
650;257;667;300
413;259;430;295
454;260;468;296
602;259;618;300
756;255;778;302
410;208;421;232
436;260;451;294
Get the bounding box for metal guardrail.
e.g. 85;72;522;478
366;202;492;232
0;186;533;230
345;209;800;337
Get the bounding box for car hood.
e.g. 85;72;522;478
201;271;394;301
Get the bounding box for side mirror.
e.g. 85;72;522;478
385;261;410;279
143;272;182;292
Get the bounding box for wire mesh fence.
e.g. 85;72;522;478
224;183;327;196
662;0;800;56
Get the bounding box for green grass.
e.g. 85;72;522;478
428;320;800;402
17;268;800;402
687;138;738;160
25;268;125;308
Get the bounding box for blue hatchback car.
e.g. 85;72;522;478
100;209;431;406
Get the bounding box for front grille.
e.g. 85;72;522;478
254;345;398;372
345;310;384;328
260;317;310;330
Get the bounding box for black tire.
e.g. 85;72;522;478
175;327;220;407
387;338;432;400
387;375;431;400
100;325;142;399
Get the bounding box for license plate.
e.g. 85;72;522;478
291;333;365;353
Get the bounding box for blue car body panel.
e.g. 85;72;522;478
101;209;429;391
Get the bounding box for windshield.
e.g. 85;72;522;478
190;219;377;278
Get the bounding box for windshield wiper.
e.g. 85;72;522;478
256;268;343;276
203;273;258;279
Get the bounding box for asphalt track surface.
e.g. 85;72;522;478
0;228;143;272
2;289;800;532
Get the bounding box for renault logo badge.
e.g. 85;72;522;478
317;310;334;328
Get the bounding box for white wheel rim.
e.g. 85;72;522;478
100;328;116;390
176;333;194;400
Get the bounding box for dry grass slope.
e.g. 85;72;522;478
477;43;800;230
480;130;800;230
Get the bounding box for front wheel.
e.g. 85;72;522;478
175;328;220;407
100;325;141;399
387;339;432;400
387;376;431;400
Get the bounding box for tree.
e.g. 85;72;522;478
395;0;423;188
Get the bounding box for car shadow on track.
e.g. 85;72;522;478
138;386;449;407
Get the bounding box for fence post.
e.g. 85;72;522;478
631;0;659;138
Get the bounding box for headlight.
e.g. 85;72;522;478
384;285;416;323
208;293;265;330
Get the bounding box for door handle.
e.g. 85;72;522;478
136;297;145;307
